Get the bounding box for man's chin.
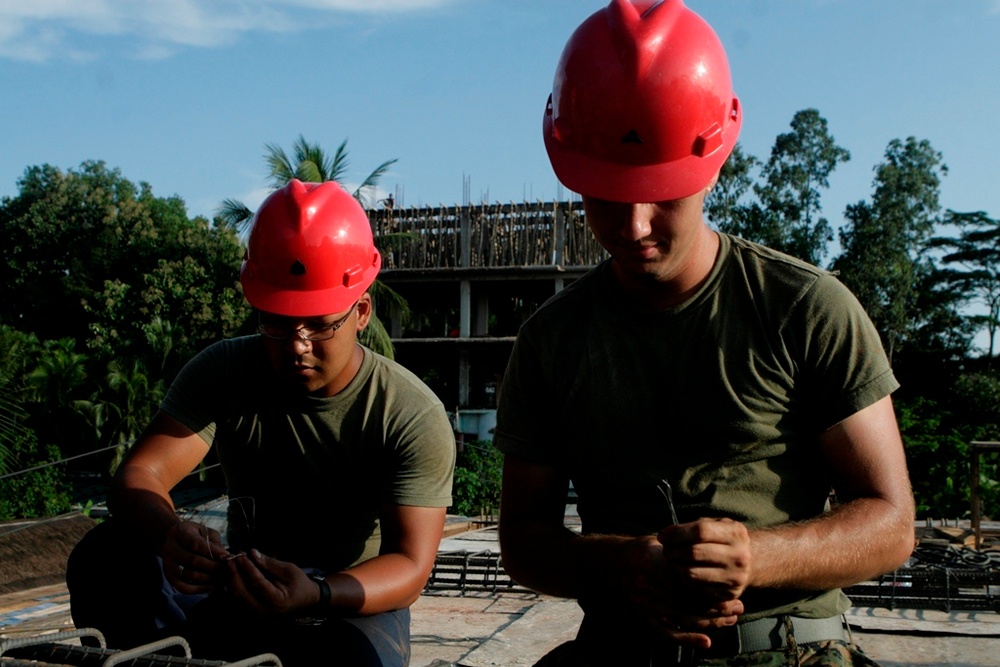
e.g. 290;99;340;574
278;372;319;394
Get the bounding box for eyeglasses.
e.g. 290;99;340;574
257;301;358;342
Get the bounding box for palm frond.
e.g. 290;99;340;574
0;376;29;475
359;308;395;360
328;138;351;183
216;198;255;234
296;160;325;183
369;279;411;321
264;143;296;188
353;158;399;207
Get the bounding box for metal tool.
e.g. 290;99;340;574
657;478;680;526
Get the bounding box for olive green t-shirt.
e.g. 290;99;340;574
162;336;456;572
494;233;898;620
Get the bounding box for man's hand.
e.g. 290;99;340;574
223;549;319;616
621;518;751;648
161;521;229;594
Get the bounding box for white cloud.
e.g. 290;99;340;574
0;0;464;62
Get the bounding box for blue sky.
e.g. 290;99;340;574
2;0;999;244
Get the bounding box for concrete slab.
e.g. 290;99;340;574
410;593;544;667
848;607;1000;636
853;628;1000;667
460;598;583;667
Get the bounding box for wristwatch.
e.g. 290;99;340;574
311;574;331;614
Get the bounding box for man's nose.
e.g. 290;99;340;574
623;203;653;240
289;334;312;353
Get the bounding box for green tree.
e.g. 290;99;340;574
0;328;41;475
0;377;26;475
217;135;397;232
0;332;72;519
0;432;71;520
0;162;250;474
708;110;849;266
0;161;249;370
832;137;948;362
217;135;406;358
896;396;973;518
706;143;767;239
755;109;850;265
73;358;166;475
450;440;503;518
928;210;1000;357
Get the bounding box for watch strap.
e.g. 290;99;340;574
311;575;330;614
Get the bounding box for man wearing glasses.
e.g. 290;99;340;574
68;179;456;667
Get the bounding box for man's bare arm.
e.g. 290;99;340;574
747;395;916;590
227;504;446;616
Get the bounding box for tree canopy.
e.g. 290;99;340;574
0;162;248;515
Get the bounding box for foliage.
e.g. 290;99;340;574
896;396;972;517
0;163;250;482
83;222;249;373
73;358;167;475
928;211;1000;356
0;377;26;475
0;378;71;520
0;437;71;520
450;440;503;517
709;110;849;265
951;371;1000;440
832;138;948;362
217;135;397;233
0;161;249;373
755;109;850;265
0;329;40;474
706;143;766;238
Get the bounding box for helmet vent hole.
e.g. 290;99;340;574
290;260;306;276
621;129;644;145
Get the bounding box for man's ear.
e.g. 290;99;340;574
705;170;721;193
355;293;373;331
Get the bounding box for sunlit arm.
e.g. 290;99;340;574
747;395;916;590
107;410;210;552
326;504;446;615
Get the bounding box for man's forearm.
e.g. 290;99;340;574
748;496;915;591
328;552;437;615
108;465;182;552
500;520;638;602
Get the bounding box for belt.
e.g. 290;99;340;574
696;614;851;658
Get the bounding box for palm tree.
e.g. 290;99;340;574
0;376;26;475
218;135;397;233
217;136;408;358
72;358;166;475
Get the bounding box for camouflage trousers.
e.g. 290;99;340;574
534;638;880;666
697;640;880;667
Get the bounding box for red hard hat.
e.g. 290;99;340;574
544;0;742;203
240;179;381;317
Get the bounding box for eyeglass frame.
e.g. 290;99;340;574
256;301;359;342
